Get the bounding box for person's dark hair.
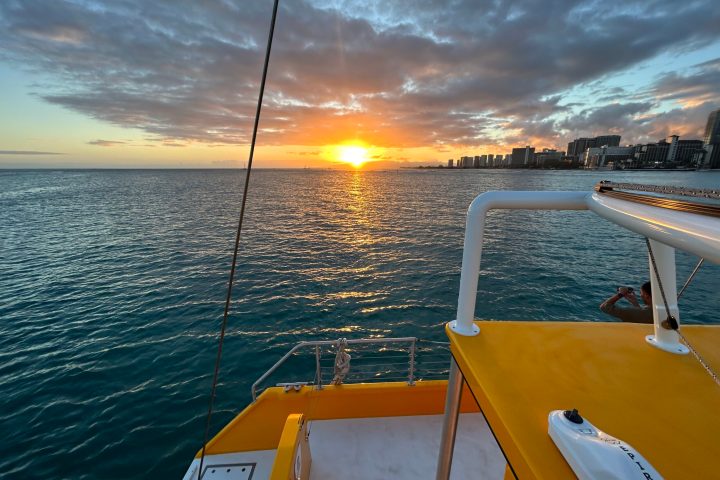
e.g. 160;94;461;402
641;281;652;297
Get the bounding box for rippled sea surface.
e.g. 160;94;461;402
1;168;718;478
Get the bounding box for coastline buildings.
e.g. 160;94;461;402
633;136;703;168
437;109;718;170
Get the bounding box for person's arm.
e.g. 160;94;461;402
600;288;652;323
599;292;624;316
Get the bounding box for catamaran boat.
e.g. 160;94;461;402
183;181;720;479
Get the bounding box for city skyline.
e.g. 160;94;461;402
445;109;720;167
1;0;720;168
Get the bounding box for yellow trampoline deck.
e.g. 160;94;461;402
447;321;720;480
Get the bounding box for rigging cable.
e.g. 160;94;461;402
677;258;704;300
197;1;281;478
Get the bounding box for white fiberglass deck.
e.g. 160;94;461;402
186;413;504;479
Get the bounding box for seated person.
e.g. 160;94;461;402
599;281;653;324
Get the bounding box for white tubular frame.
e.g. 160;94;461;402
587;192;720;265
449;191;590;336
450;190;720;346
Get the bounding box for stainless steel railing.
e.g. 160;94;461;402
251;337;450;401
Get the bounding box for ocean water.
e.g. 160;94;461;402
1;168;718;479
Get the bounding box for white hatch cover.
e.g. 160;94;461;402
200;463;255;480
548;409;662;480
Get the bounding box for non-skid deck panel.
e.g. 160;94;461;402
308;413;505;480
448;321;720;480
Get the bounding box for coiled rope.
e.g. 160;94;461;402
198;1;280;478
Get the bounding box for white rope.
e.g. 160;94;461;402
331;338;351;385
676;330;720;387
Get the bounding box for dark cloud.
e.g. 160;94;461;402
650;57;720;105
87;139;126;147
0;150;63;155
557;102;655;135
0;0;718;151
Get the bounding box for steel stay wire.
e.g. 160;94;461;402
197;0;281;478
677;258;704;300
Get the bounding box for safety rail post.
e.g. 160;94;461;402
315;345;323;390
408;338;416;385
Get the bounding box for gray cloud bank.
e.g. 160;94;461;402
0;150;63;155
1;0;719;150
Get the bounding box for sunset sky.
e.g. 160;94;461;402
1;0;719;168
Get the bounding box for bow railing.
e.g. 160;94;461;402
251;337;451;401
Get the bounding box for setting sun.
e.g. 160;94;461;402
336;145;369;168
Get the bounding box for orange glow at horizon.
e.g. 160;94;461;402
334;144;369;168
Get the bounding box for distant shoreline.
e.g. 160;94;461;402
0;166;715;172
413;166;704;172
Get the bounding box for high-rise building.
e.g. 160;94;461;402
593;135;621;148
448;159;454;168
635;140;670;167
583;146;634;168
474;156;480;168
511;146;535;167
703;109;720;144
674;139;704;165
665;135;679;163
535;149;564;167
705;144;720;169
567;138;592;158
567;135;621;160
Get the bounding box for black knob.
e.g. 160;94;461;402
563;409;584;424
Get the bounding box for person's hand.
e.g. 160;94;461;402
625;291;640;307
617;286;630;296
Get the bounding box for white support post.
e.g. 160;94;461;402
436;358;463;480
645;240;689;354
